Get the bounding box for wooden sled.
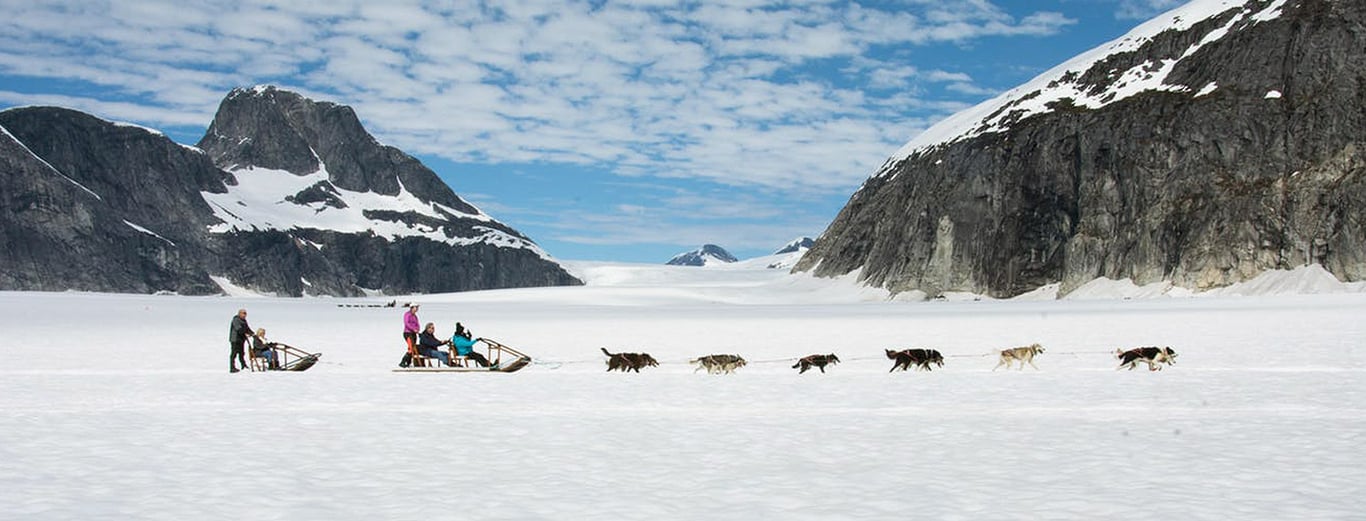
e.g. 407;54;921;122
393;337;531;373
249;343;322;372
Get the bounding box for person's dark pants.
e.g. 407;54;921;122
230;338;248;372
399;332;419;367
465;351;491;367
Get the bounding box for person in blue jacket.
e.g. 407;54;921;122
416;322;453;367
451;322;492;368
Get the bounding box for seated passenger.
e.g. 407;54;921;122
252;328;280;370
417;323;453;367
451;322;492;368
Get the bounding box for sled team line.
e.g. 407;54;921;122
228;305;1179;374
602;344;1178;374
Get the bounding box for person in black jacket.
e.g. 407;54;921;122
228;309;252;373
252;328;280;370
417;322;453;367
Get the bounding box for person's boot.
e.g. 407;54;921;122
230;366;240;373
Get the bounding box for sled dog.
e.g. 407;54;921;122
601;348;659;373
690;354;747;374
885;348;944;372
994;343;1045;371
1115;346;1177;371
792;353;840;374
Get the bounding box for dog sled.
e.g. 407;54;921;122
392;337;532;373
248;343;322;372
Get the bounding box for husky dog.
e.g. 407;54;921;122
885;348;945;372
690;354;747;374
994;344;1045;371
600;348;659;373
1115;346;1178;371
792;353;840;374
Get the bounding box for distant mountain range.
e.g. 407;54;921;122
797;0;1366;298
666;237;815;269
0;86;582;296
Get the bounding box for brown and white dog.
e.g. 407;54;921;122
993;343;1045;371
793;353;840;374
601;348;659;373
690;354;747;374
885;348;945;372
1115;346;1178;371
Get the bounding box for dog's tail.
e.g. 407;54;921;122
601;347;614;357
791;361;801;369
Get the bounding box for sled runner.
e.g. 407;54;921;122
393;337;531;373
249;343;322;372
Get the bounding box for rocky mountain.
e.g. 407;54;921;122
667;244;738;266
0;108;228;294
0;86;582;295
795;0;1366;298
774;237;816;255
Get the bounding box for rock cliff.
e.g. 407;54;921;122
796;0;1366;298
0;87;582;295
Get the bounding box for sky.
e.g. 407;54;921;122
0;0;1186;263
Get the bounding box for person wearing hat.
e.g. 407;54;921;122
400;305;421;365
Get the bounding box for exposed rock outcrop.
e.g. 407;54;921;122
796;0;1366;298
0;87;582;295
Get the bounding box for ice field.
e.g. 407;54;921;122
2;262;1364;520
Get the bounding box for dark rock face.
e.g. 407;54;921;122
197;86;477;214
0;108;226;294
0;87;582;295
667;244;738;266
796;0;1366;298
195;86;581;296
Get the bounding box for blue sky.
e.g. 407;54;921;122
0;0;1183;263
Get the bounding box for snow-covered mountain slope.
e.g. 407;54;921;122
884;0;1289;168
202;165;545;255
773;237;815;255
666;244;738;266
726;237;816;270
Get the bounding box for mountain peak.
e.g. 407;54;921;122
667;244;738;266
774;237;815;255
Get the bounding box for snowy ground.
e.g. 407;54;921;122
2;262;1365;520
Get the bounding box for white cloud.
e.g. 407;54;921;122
0;0;1075;196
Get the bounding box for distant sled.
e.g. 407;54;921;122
392;337;532;373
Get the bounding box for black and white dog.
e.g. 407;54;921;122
886;348;945;372
1115;346;1178;371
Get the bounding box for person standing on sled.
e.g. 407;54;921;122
228;309;253;373
451;322;491;368
399;305;421;367
417;322;454;367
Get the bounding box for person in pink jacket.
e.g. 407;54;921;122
402;305;421;351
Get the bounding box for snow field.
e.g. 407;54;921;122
1;264;1364;519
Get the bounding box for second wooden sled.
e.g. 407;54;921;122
392;337;532;373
